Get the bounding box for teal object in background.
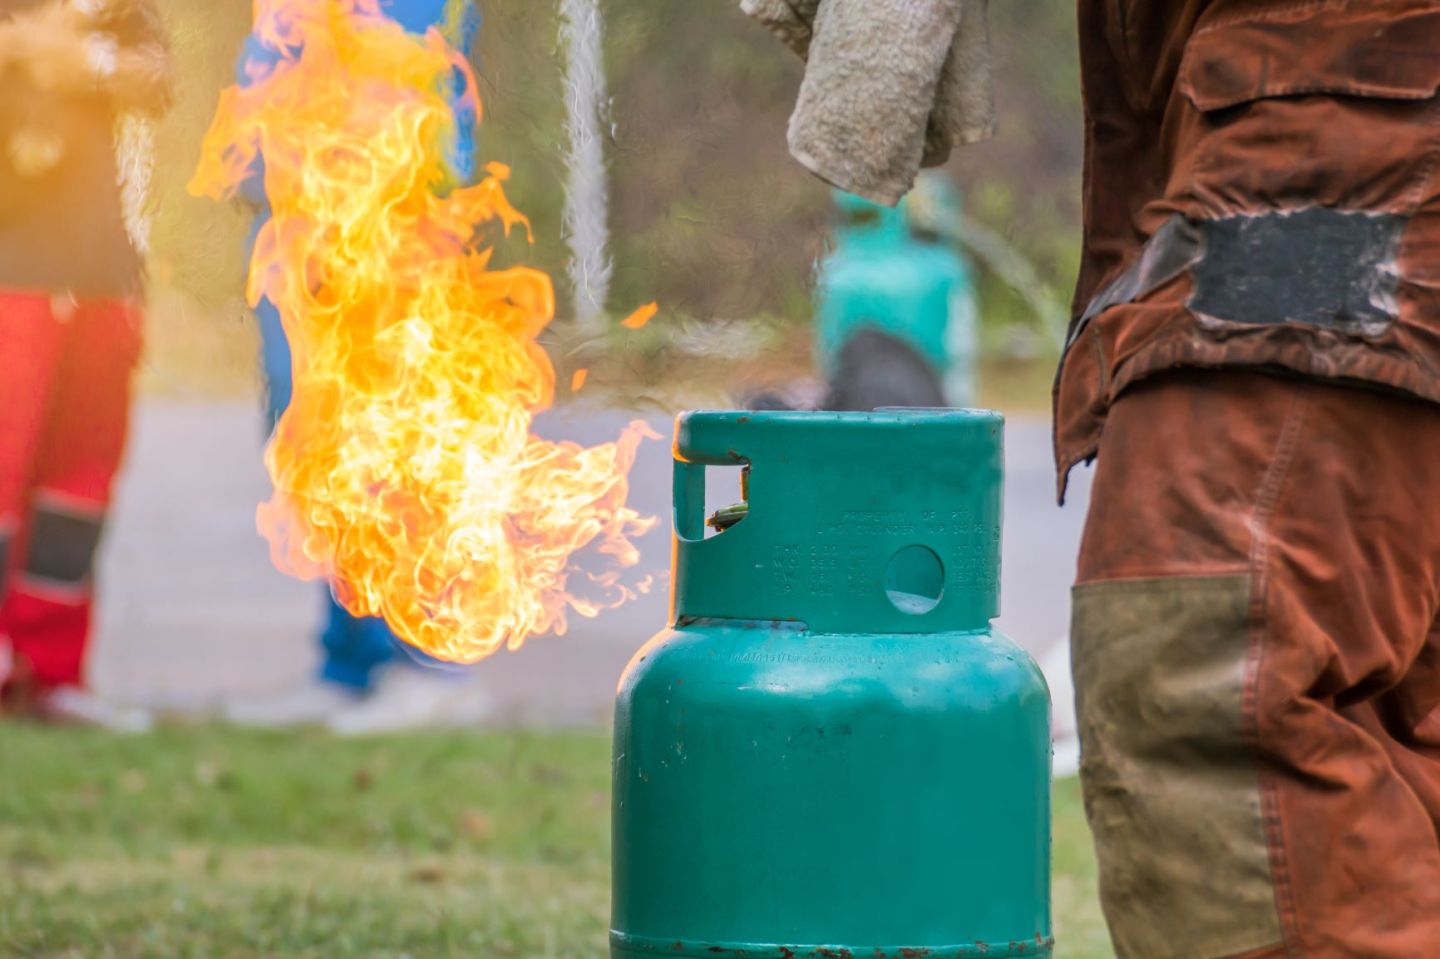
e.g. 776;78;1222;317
611;410;1053;958
817;174;980;408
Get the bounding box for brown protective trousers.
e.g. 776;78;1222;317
1061;4;1440;953
1073;369;1440;958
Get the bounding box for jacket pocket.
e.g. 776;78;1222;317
1179;4;1440;113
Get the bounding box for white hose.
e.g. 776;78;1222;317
558;0;613;333
115;113;156;256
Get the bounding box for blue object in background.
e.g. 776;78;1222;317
240;0;482;692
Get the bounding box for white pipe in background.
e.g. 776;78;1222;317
558;0;613;334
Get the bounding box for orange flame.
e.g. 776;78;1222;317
190;0;654;663
620;301;658;330
570;368;588;392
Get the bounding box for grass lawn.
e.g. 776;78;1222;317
0;725;1112;958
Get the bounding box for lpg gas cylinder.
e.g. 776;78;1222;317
611;409;1052;959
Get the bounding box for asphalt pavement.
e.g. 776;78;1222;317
90;399;1092;724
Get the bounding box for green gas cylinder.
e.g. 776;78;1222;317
611;409;1053;959
817;174;980;410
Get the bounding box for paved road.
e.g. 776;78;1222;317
91;400;1092;724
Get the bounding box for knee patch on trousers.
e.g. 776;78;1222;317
24;503;104;587
1071;575;1282;959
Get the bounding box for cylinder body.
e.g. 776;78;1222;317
611;410;1052;958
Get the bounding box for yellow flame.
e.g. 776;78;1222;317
190;0;654;663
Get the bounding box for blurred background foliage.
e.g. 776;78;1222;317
142;0;1082;406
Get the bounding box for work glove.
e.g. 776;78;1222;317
742;0;995;206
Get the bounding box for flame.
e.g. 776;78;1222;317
620;301;658;330
190;0;654;663
570;368;588;392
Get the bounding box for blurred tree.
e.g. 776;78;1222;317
141;0;1082;393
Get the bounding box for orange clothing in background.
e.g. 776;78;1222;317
0;292;141;691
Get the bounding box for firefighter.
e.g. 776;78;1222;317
755;0;1440;951
222;0;488;734
1057;3;1440;956
0;0;171;729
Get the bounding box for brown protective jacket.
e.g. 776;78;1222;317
1057;0;1440;498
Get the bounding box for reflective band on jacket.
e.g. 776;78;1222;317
25;506;104;586
1074;208;1406;345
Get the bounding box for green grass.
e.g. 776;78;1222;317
0;726;1112;958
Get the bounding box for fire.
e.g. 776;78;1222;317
189;0;654;663
620;301;658;330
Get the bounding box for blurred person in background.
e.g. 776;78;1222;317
0;0;171;730
223;0;489;735
746;174;981;414
815;173;979;412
